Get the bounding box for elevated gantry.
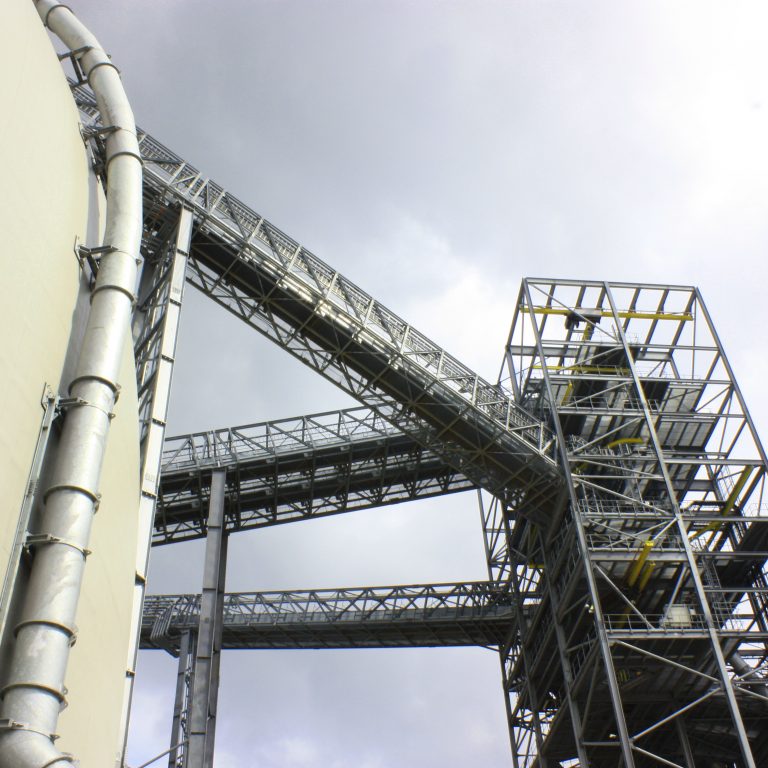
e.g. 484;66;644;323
71;79;768;768
155;406;472;545
142;582;519;652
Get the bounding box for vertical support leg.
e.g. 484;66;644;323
168;631;192;768
187;469;227;768
675;717;695;768
203;533;228;768
604;282;756;767
121;206;194;758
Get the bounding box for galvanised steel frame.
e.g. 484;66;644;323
72;84;562;509
70;76;768;767
141;581;520;653
156;406;473;545
500;278;768;767
149;580;522;768
186;470;227;768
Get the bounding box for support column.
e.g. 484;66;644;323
604;282;756;768
168;631;193;768
522;281;636;768
675;718;695;768
203;530;228;768
121;206;194;757
187;469;228;768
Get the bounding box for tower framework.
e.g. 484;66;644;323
497;278;768;766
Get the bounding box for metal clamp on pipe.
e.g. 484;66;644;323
12;618;77;645
24;534;92;559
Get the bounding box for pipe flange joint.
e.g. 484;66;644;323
42;483;101;505
103;128;142;163
1;681;68;706
14;617;78;640
67;373;122;402
25;533;92;559
42;754;76;767
42;3;74;28
85;58;121;84
90;278;138;305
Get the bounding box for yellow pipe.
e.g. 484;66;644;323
627;540;654;587
689;466;755;541
637;561;656;592
605;437;644;450
527;307;693;322
721;466;754;516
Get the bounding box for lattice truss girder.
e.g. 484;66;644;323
72;85;563;524
156;407;473;545
141;582;522;652
499;278;768;767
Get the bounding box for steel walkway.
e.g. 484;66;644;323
74;85;562;519
156;407;472;545
141;582;520;652
72;82;768;767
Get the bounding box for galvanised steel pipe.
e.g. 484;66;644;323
0;2;142;766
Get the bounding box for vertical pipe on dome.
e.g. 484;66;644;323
0;2;142;766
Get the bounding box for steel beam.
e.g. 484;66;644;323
142;582;519;652
121;206;194;753
167;631;193;768
72;81;768;766
187;470;227;768
156;407;473;545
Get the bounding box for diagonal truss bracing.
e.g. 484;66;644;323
71;80;552;766
72;85;561;521
156;407;473;545
141;582;522;652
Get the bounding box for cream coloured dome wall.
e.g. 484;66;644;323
0;3;141;766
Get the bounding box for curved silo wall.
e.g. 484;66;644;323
0;2;141;766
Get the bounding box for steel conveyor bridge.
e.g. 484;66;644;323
141;582;520;652
73;81;561;768
77;82;562;509
156;407;472;545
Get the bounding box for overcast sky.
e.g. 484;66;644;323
64;2;768;766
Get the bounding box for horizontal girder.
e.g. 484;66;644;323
142;582;522;652
156;407;474;545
